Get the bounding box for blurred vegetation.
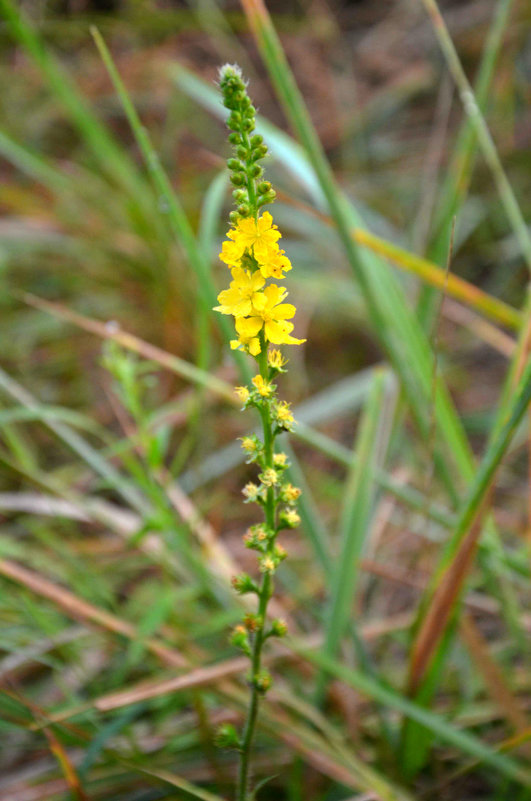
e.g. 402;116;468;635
1;0;531;799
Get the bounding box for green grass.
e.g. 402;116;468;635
1;0;531;799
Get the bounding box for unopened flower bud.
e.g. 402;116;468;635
230;624;251;655
214;723;241;750
269;618;288;638
253;669;272;693
231;573;258;595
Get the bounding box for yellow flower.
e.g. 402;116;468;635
273;452;288;467
234;386;250;403
268;349;287;370
252;374;273;397
230;316;262;356
282;483;301;502
214;267;266;317
261;467;279;486
219;239;243;268
242;284;305;346
260;555;276;574
257;245;292;280
227;211;281;263
275;400;294;425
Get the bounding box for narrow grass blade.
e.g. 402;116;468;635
90;27;251;383
402;357;531;770
315;370;386;700
421;0;531;273
0;366;148;515
296;645;531;788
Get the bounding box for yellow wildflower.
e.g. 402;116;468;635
219;239;243;268
257;245;292;280
214;267;266;317
230;316;262;356
260;556;276;574
227;211;281;263
268;350;287;370
282;483;301;502
234;386;250;403
241;284;305;346
252;374;273;397
273;452;288;467
275;401;294;425
261;467;279;487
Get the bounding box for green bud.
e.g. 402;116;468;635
252;144;268;160
230;624;251;656
242;117;255;132
228;132;241;145
229;210;240;224
230;172;245;187
236;145;247;159
257;180;271;195
232;189;248;202
214;723;241;750
227;158;243;171
249;163;263;178
250;134;263;147
253;669;272;694
231;573;258;595
238;204;250;217
269;618;288;638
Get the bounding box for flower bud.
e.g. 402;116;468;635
250;134;263;147
253;669;272;693
230;172;245;186
269;618;288;638
227;158;244;171
257;180;271;195
230;624;251;655
214;723;241;750
243;613;261;632
237;204;250;217
231;573;259;595
249;163;263;178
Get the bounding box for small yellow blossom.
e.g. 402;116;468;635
214;267;266;317
273;452;288;467
242;482;260;502
227;211;281;263
240;284;305;346
230;316;262;356
219;239;243;268
260;556;276;574
283;483;301;502
275;401;294;425
252;374;273;397
234;386;250;403
268;350;287;370
257;245;292;280
283;509;301;527
261;467;279;487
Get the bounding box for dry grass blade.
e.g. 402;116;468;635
19;292;235;403
408;501;488;694
0;557;188;669
460;614;530;738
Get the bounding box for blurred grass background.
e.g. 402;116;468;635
1;0;531;799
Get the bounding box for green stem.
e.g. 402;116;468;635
236;339;276;801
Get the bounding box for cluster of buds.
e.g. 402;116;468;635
219;64;276;223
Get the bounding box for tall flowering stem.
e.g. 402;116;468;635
213;65;305;801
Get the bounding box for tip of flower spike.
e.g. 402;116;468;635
218;63;244;83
